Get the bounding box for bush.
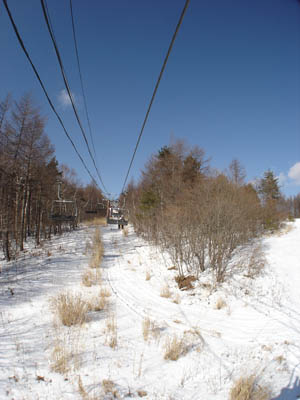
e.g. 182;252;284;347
175;275;196;290
127;143;265;285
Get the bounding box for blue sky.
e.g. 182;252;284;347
1;0;300;198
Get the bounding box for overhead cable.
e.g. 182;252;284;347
41;0;109;195
121;0;190;194
69;0;97;161
2;0;98;187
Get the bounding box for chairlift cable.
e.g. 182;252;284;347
41;0;110;196
2;0;98;188
121;0;190;195
69;0;98;161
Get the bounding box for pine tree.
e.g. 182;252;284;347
258;170;280;202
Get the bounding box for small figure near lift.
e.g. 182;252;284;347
118;213;125;230
106;201;128;228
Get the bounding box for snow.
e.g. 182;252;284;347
1;221;300;399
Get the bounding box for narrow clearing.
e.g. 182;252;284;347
1;221;300;399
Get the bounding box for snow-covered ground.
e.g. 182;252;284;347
1;221;300;399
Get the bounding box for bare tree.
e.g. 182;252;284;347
228;158;246;186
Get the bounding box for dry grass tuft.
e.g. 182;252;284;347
230;375;271;400
142;317;151;342
51;343;71;374
102;379;119;398
51;292;89;327
88;290;109;312
82;270;93;287
105;313;118;349
89;228;104;269
82;268;101;287
160;284;172;298
100;286;111;297
275;355;285;364
78;376;102;400
145;270;151;281
215;297;226;310
137;390;147;397
50;330;82;374
142;317;161;342
163;334;185;361
173;293;181;304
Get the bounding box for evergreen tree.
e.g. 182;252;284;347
258;170;281;202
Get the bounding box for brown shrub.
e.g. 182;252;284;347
175;275;196;290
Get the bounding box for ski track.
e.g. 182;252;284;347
0;222;300;399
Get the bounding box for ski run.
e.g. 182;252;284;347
1;220;300;400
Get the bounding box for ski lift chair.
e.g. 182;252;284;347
106;207;128;226
50;199;77;222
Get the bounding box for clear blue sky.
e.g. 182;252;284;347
1;0;300;198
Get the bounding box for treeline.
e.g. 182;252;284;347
125;141;297;283
0;94;104;260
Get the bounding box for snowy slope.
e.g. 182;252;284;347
0;221;300;399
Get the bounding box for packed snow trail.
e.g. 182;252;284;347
0;221;300;399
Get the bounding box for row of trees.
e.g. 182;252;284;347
0;94;104;260
125;141;293;283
